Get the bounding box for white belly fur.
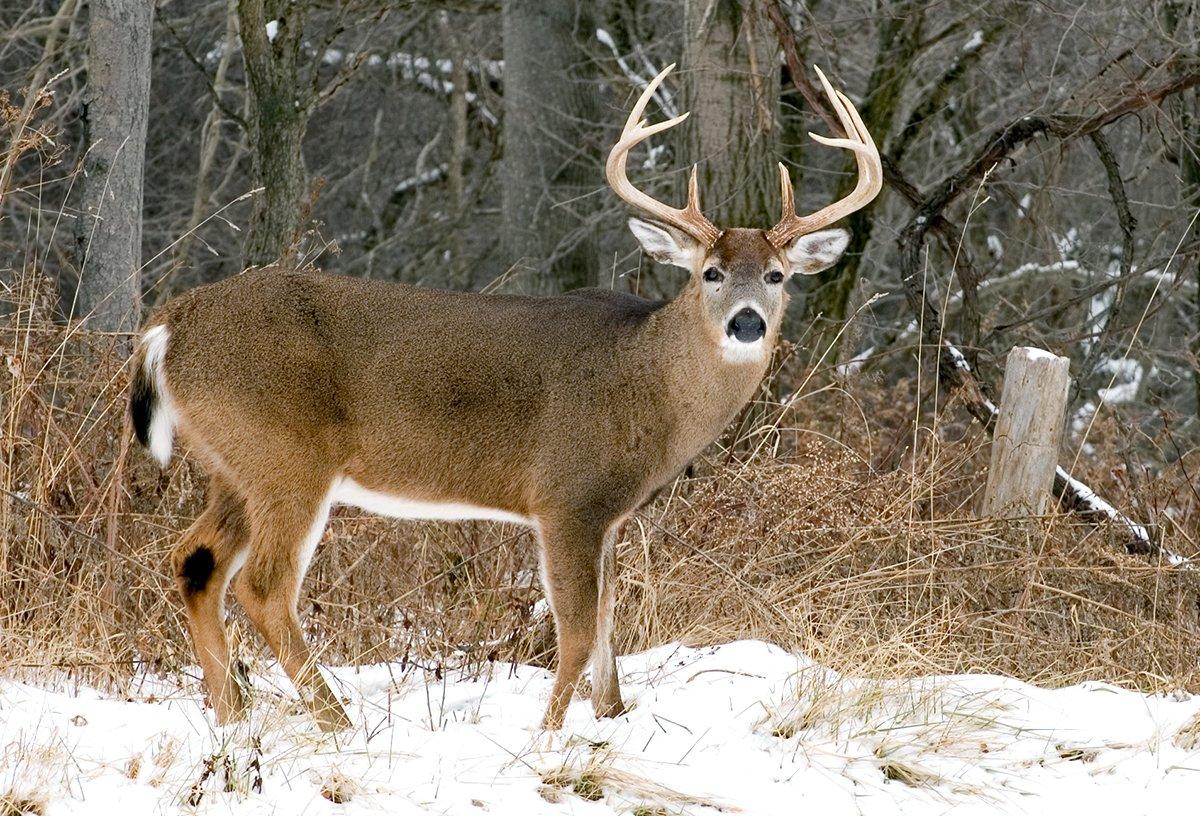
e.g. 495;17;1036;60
331;476;533;526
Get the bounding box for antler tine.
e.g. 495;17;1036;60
766;65;883;249
606;64;722;247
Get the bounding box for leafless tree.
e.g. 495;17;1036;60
501;0;602;291
682;0;779;227
72;0;152;337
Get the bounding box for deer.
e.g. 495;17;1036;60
129;64;881;733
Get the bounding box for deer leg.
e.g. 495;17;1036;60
232;488;351;732
590;527;625;718
172;480;250;725
539;518;615;730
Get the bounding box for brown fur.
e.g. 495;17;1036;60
135;225;839;732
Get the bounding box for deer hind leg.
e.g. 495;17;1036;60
590;527;625;718
172;479;251;725
539;518;621;730
232;484;351;733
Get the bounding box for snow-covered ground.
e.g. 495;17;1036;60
6;640;1200;815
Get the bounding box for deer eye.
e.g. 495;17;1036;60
766;269;785;284
703;267;723;283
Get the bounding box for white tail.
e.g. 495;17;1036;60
137;325;177;467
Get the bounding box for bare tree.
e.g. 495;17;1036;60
238;0;310;268
683;0;779;227
1166;1;1200;411
501;0;602;292
801;0;925;328
73;0;152;337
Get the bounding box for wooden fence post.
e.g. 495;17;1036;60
981;347;1071;517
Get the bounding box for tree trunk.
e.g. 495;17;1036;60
238;0;310;268
802;0;923;332
1165;2;1200;412
501;0;601;293
683;0;779;227
170;0;238;294
73;0;152;337
1181;96;1200;411
442;13;471;287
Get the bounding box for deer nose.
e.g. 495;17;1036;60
726;308;765;343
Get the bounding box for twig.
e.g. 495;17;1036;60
1073;131;1137;403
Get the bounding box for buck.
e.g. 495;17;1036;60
131;65;881;732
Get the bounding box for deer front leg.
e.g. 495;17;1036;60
538;518;624;729
233;490;352;733
590;528;625;718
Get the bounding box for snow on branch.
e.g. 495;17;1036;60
595;29;677;118
1053;468;1176;561
391;162;449;196
200;39;500;126
326;50;499;126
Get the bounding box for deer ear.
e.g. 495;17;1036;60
784;229;850;276
628;218;702;270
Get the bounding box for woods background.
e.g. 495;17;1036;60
4;0;1200;689
6;0;1200;399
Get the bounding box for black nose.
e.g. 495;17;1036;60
726;308;766;343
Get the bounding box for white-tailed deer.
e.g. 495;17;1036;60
131;65;880;732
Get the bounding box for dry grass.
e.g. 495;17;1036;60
3;87;1200;709
540;742;739;812
618;437;1200;690
0;796;44;816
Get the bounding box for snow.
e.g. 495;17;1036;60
836;345;875;378
944;341;973;372
1056;467;1163;559
1095;357;1147;405
1018;346;1061;363
391;163;449;195
962;29;984;52
7;640;1200;814
596;29;678;119
265;20;280;43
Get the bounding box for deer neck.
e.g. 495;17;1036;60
647;282;772;447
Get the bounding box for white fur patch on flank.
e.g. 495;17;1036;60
331;476;533;526
140;325;178;467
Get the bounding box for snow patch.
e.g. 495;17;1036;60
1096;358;1146;405
9;641;1200;814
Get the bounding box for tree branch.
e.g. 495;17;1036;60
1072;131;1138;404
897;70;1200;559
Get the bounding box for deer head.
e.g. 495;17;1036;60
606;64;882;362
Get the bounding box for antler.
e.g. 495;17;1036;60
765;66;883;249
606;64;722;248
